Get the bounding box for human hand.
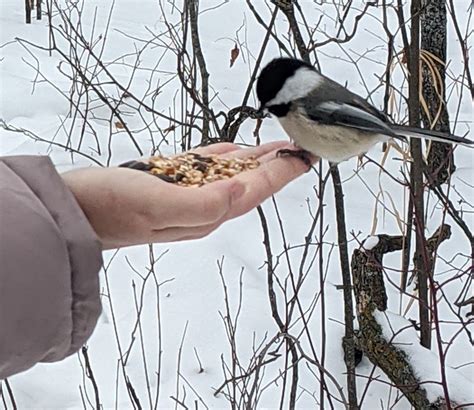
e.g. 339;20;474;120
62;141;317;249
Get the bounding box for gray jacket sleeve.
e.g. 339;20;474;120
0;156;103;379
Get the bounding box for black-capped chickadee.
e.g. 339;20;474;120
256;57;472;163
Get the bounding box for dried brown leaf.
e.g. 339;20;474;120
230;43;240;68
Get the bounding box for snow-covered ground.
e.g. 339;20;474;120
1;1;472;408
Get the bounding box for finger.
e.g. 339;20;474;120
222;154;319;220
220;140;289;160
190;142;241;155
185;141;289;160
251;143;318;165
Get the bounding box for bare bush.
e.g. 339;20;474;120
1;1;472;409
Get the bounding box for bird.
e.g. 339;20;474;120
256;57;472;164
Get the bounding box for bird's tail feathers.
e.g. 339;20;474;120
392;125;473;146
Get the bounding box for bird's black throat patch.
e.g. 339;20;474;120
267;103;290;117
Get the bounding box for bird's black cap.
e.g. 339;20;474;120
256;57;314;108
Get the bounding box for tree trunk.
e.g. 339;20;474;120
408;0;431;350
25;0;32;24
330;165;358;410
421;0;455;187
36;0;42;20
351;232;455;409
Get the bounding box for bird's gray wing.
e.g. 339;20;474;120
300;100;400;139
298;75;472;145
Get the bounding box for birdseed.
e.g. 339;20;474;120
120;153;260;187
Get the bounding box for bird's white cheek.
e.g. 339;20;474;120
267;68;323;106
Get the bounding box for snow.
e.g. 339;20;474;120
1;0;473;409
374;310;474;405
362;235;379;251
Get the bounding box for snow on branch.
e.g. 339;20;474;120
351;230;473;409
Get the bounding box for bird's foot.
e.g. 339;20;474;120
276;148;313;169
